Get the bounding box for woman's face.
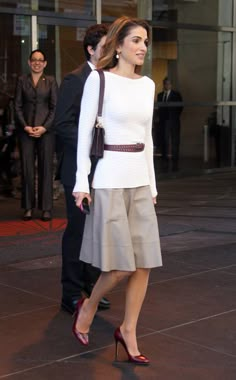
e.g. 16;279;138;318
28;51;47;74
117;26;148;67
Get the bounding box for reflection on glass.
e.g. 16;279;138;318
0;1;30;8
38;0;94;15
152;28;225;103
0;13;31;112
38;24;84;84
38;24;56;76
102;0;137;18
152;26;234;169
217;32;232;127
152;0;233;27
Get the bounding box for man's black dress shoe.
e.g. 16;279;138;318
98;297;110;310
61;289;110;315
61;296;81;315
83;284;110;310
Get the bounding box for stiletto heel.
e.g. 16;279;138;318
114;327;149;365
72;298;89;346
115;339;119;361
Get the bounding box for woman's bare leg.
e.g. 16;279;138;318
120;268;150;356
75;270;131;334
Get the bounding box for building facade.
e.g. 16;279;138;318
0;0;236;170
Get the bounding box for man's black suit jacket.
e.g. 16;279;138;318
157;90;183;124
55;62;92;186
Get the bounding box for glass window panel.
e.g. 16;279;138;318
152;28;233;103
152;0;233;27
38;0;95;15
218;0;233;27
0;13;31;112
0;0;94;14
102;0;137;18
38;23;85;84
37;24;57;76
217;32;232;126
0;1;31;8
152;27;234;170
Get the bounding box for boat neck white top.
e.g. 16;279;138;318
73;70;157;197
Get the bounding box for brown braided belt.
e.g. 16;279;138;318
104;143;145;152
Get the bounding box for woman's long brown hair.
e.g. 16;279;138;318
97;16;150;73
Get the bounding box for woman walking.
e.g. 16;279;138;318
72;16;162;364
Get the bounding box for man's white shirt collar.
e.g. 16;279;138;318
166;90;171;98
88;61;96;70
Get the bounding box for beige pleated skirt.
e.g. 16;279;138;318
80;186;162;272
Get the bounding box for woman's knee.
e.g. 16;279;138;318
135;268;151;280
113;270;132;282
136;268;151;275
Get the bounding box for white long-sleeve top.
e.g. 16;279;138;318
73;70;157;197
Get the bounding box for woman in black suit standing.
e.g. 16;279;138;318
14;49;58;221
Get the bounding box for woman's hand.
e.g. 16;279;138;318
24;126;34;135
24;126;46;137
32;126;47;137
72;192;92;209
153;196;157;205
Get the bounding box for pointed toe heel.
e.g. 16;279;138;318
72;298;89;346
114;327;149;365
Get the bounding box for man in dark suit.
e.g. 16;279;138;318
55;24;109;314
157;77;183;171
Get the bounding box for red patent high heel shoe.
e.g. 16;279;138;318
114;327;149;365
72;298;89;346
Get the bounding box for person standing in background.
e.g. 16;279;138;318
14;49;58;221
55;24;110;315
157;77;183;171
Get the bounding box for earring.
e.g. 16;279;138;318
116;52;119;59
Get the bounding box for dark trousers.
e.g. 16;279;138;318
159;119;181;164
19;132;54;210
61;185;100;298
0;135;15;194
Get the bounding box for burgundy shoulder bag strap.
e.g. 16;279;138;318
96;69;105;119
89;69;105;187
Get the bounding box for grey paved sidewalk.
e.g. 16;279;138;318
0;170;236;379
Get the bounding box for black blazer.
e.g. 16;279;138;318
157;90;183;123
14;73;58;133
55;62;92;186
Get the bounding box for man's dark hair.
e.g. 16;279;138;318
83;24;108;61
163;77;171;84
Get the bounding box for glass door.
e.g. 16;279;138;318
37;18;94;84
38;23;86;84
0;13;31;115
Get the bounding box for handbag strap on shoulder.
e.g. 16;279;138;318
96;69;105;118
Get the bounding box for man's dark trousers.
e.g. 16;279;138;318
62;185;100;300
160;119;180;164
55;62;110;311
